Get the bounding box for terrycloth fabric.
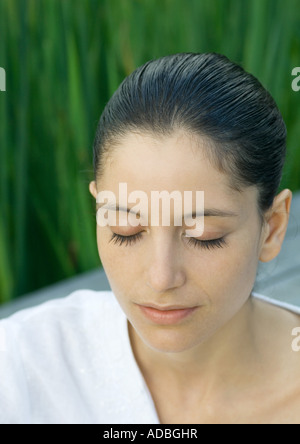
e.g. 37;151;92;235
0;289;299;424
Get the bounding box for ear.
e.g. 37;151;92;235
259;189;293;263
89;180;98;200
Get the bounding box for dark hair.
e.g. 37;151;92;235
92;52;287;226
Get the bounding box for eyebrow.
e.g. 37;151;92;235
99;203;238;218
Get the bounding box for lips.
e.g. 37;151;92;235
139;303;195;311
136;303;199;325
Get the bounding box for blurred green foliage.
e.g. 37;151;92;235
0;0;299;303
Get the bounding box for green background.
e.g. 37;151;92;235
0;0;299;304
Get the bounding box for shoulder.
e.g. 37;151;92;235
0;290;124;353
5;288;118;320
251;291;300;316
0;289;124;360
0;290;127;423
2;289;120;333
251;291;300;385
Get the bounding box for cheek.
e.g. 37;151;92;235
203;233;260;312
96;229;139;290
96;229;118;274
184;237;260;341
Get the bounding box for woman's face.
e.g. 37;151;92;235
90;131;268;353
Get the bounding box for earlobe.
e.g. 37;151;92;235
259;189;292;263
89;181;98;200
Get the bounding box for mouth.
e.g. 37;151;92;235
135;303;199;325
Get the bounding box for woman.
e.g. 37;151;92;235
1;52;300;424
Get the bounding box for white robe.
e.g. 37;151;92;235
0;289;299;424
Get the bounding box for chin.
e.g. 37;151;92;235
137;326;204;354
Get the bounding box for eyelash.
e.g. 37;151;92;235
109;232;227;250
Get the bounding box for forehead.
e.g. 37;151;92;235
102;131;222;185
98;131;257;216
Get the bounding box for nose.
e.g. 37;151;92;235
146;231;186;293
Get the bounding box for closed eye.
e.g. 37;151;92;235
185;236;227;250
109;232;227;250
